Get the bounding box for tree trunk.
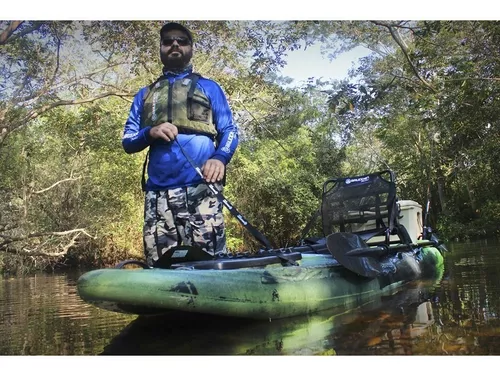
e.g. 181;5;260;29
437;176;447;215
465;178;477;215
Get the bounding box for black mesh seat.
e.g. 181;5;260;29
320;170;412;246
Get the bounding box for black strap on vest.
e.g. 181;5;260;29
141;150;149;192
186;73;201;120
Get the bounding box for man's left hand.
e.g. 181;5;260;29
202;159;225;183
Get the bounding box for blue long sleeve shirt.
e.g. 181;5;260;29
122;69;239;191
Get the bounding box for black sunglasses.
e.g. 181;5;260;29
161;36;191;47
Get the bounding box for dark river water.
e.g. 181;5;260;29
1;238;500;356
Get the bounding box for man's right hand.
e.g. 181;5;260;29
149;122;178;142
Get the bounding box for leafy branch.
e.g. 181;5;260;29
1;91;133;145
0;21;43;45
372;21;438;93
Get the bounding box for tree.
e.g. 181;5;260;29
0;20;336;271
327;21;500;238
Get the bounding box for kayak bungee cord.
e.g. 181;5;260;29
175;138;272;250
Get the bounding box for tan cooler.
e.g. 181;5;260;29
352;200;423;244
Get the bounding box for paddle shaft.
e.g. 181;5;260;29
175;138;272;250
345;239;439;257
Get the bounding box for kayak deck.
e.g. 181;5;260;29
77;247;444;320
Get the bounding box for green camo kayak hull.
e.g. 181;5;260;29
77;246;444;320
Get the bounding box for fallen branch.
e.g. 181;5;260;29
1;228;95;258
15;231;83;257
0;228;95;250
61;231;82;254
5;247;72;258
34;176;82;194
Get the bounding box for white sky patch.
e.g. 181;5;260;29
279;44;371;86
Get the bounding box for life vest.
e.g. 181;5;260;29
141;73;217;138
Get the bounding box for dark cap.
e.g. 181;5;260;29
160;22;193;44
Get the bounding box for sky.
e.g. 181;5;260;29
279;44;371;86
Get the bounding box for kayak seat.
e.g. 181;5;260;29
320;170;412;247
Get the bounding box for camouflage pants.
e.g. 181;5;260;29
143;183;226;266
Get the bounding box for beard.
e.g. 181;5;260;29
161;48;193;71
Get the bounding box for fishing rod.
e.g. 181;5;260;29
175;138;272;250
420;132;448;252
422;129;436;242
422;182;432;240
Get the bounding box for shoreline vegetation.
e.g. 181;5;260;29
2;20;500;275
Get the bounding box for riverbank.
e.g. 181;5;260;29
2;228;499;276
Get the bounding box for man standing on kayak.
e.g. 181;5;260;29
122;22;239;266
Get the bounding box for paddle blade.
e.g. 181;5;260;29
327;233;383;278
430;233;449;253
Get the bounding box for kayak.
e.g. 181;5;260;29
100;276;443;355
77;241;444;320
77;170;447;320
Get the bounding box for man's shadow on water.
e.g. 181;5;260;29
100;311;265;355
100;309;342;355
100;281;439;356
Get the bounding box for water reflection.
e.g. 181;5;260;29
330;238;500;355
1;238;500;355
433;239;500;355
100;280;440;355
0;273;135;355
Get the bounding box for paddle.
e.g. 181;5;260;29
326;230;450;278
326;232;384;278
175;138;272;250
344;239;442;258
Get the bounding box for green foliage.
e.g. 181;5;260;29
0;97;145;272
2;20;500;273
437;200;500;241
226;116;344;249
226;129;322;249
329;21;500;238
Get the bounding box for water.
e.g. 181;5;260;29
1;238;499;355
